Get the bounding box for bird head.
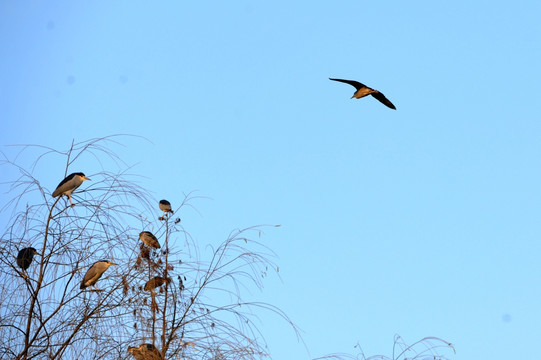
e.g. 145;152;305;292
99;260;117;267
79;173;91;181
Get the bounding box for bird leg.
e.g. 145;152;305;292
90;285;103;292
68;194;75;207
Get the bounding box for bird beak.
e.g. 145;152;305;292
33;250;40;255
110;262;117;266
84;176;91;181
350;95;355;99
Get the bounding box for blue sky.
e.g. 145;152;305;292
1;1;540;359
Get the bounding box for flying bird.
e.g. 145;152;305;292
139;231;160;249
17;247;39;271
80;260;117;290
329;78;396;110
159;200;173;214
52;172;91;206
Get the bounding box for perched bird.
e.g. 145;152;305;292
80;260;117;290
329;78;396;110
52;172;91;206
159;200;173;214
139;231;160;249
144;276;168;292
127;344;163;360
17;247;39;271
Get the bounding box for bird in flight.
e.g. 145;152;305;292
329;78;396;110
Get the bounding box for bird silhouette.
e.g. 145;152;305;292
17;247;39;271
329;78;396;110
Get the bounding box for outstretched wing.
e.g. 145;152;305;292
329;78;367;91
371;91;396;110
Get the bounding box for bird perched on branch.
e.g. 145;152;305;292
17;247;39;271
127;343;163;360
80;260;117;290
52;172;91;206
139;231;160;249
144;276;169;292
159;199;173;214
329;78;396;110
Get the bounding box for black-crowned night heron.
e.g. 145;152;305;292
52;172;91;206
159;200;173;214
144;276;168;292
127;344;163;360
329;78;396;110
139;231;160;249
80;260;117;290
17;247;39;270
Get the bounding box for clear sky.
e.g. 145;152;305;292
1;1;540;359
